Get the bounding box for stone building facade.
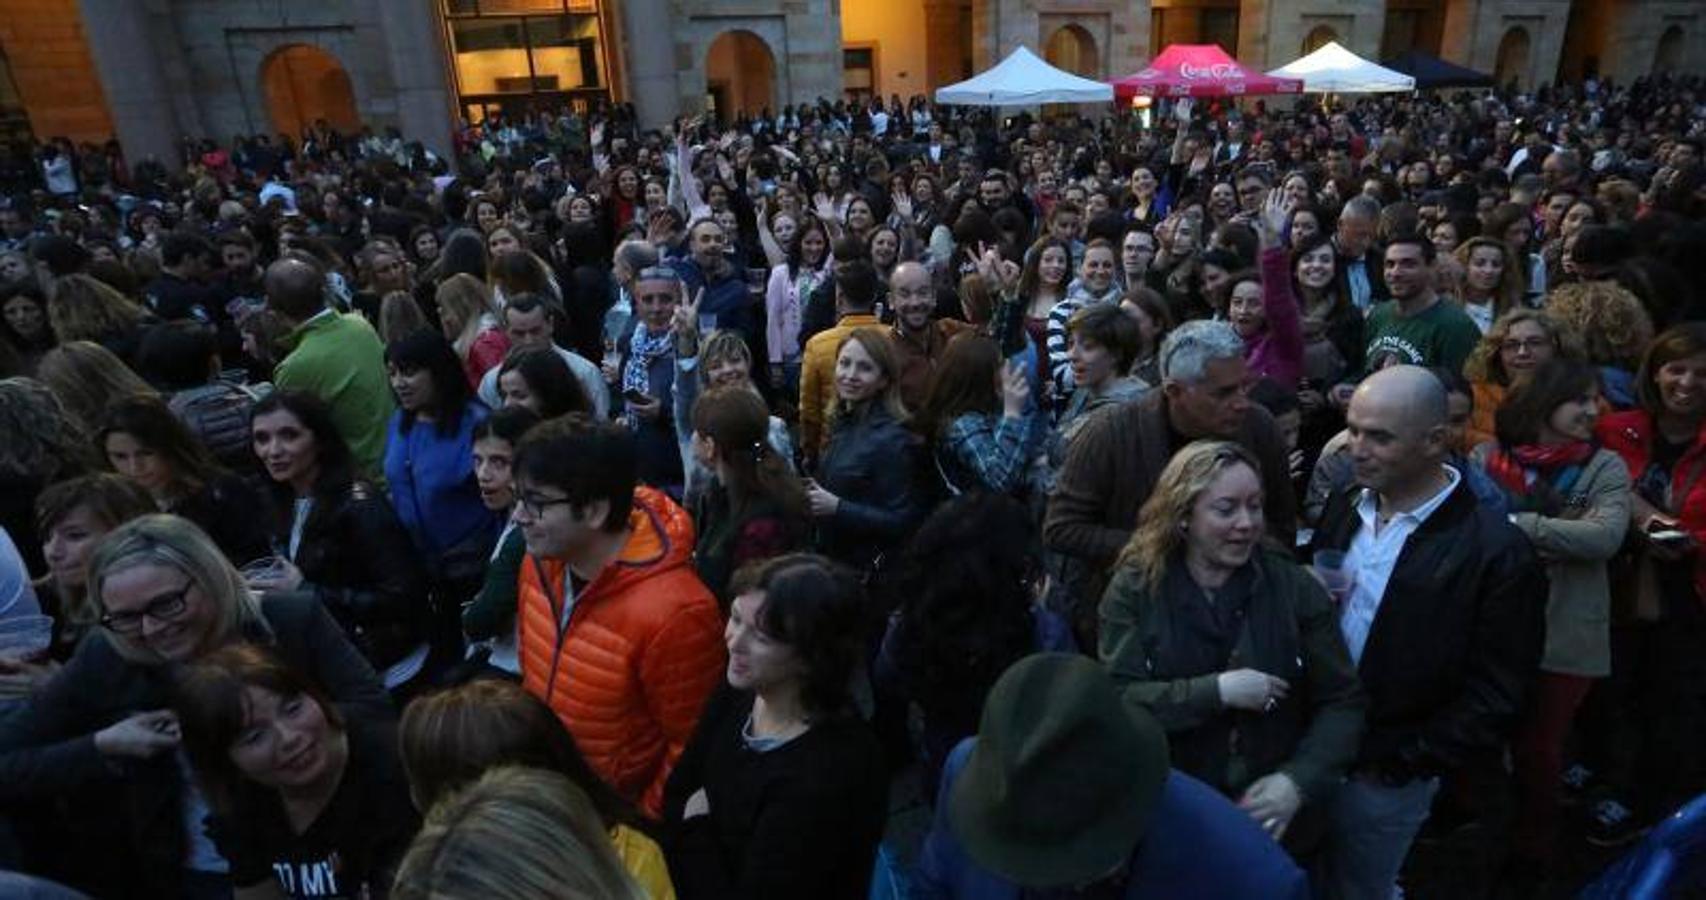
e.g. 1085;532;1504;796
0;0;1698;170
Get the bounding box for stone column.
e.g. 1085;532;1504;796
622;0;678;130
375;0;456;160
75;0;181;168
924;0;965;90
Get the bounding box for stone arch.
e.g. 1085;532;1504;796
705;30;776;122
1654;25;1686;74
1302;25;1339;54
260;44;360;138
1044;24;1100;79
1493;26;1531;90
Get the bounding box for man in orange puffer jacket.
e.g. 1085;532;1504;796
511;415;726;818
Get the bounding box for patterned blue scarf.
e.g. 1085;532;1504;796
621;323;674;398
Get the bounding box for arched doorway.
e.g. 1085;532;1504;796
705;31;775;123
261;44;359;138
1654;25;1685;74
1044;24;1100;78
1302;25;1338;54
1494;27;1531;90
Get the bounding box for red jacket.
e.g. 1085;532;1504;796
1597;410;1706;603
518;487;726;817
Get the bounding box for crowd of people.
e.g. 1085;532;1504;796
0;70;1704;899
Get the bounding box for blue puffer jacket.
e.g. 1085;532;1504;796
384;401;500;567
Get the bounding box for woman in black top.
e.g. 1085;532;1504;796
805;328;922;575
247;391;432;694
174;642;417;900
99;394;273;566
663;555;887;900
688;386;809;605
0;514;391;899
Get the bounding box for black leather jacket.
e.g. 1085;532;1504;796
289;480;432;670
1311;480;1547;782
814;403;923;573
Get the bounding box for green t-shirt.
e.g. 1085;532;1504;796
1362;297;1481;375
275;311;396;480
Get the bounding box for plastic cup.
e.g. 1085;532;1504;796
240;555;290;586
0;615;55;662
1312;550;1353;602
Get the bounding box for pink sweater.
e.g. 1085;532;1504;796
1245;246;1305;389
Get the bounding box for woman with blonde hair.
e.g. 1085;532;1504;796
435;273;510;387
398;679;673;898
807;327;921;573
378;289;430;344
36;339;157;435
1454;237;1524;334
1547;279;1655;410
395;766;645;900
1462;309;1583;450
487;244;561;310
1099;440;1363;844
672;318;793;504
0;514;389;898
46;272;151;363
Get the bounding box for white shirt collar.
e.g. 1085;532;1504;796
1355;464;1461;530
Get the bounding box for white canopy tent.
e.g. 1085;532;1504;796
935;45;1114;106
1266;41;1416;93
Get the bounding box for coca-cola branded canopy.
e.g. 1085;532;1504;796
1111;44;1304;99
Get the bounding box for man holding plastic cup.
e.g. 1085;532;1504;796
1308;365;1547;899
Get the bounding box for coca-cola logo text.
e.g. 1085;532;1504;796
1180;62;1244;80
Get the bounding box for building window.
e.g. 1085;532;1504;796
441;0;610;123
844;47;876;103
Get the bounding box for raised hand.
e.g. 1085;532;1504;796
813;192;838;223
974;243;1020;293
645;209;673;246
892;190;914;221
673;287;705;337
1259;187;1290;247
1000;361;1030;418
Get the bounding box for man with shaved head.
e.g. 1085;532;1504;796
266;254;395;477
1309;365;1546;900
889;260;970;410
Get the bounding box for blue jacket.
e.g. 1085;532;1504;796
915;739;1310;900
672;255;755;341
384;402;500;564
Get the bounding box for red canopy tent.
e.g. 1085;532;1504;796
1112;44;1303;99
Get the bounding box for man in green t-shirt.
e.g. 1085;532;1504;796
1360;235;1481;375
266;257;395;479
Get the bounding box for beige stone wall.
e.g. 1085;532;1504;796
0;0;113;142
667;0;842;116
1270;0;1387;62
841;0;932;100
970;0;1147;84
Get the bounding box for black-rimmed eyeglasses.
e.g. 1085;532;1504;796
101;582;193;634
